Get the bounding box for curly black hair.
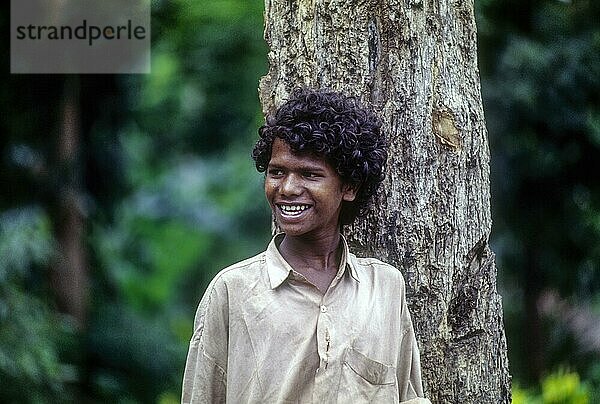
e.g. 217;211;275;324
252;88;388;225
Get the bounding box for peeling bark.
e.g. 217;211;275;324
260;0;510;402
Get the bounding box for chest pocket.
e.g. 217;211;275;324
337;347;398;403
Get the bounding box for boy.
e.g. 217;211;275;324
182;89;430;403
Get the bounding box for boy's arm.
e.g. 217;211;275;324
397;277;432;404
397;322;431;404
182;277;229;404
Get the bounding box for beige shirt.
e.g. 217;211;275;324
182;234;431;404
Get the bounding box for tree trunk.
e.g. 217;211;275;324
50;75;88;327
259;0;511;402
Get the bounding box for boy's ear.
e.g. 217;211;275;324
342;183;359;202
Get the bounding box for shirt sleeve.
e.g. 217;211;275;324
182;276;229;404
396;277;432;404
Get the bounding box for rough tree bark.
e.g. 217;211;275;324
259;0;511;402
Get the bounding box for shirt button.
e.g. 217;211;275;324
320;305;327;313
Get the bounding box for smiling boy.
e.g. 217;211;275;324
182;89;430;403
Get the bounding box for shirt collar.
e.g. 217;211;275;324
265;233;360;289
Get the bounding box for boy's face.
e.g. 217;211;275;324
265;138;357;239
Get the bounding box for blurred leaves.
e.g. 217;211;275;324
513;369;592;404
542;371;589;404
0;208;77;403
135;0;267;156
86;304;184;402
1;0;269;402
79;0;270;401
477;0;600;389
0;207;53;282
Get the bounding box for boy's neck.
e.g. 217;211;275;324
278;231;343;273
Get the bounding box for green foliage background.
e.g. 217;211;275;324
1;0;599;402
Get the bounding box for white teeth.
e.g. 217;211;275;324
279;204;309;215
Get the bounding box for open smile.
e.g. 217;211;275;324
276;204;312;218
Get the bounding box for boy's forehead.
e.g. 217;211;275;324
270;138;329;166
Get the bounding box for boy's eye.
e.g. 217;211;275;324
268;168;284;176
303;172;318;178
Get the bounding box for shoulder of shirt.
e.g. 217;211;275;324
204;250;267;291
350;254;399;272
349;253;407;285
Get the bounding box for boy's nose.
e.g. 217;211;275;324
280;174;302;195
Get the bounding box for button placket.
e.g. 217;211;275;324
314;305;332;403
324;328;331;369
316;299;331;369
